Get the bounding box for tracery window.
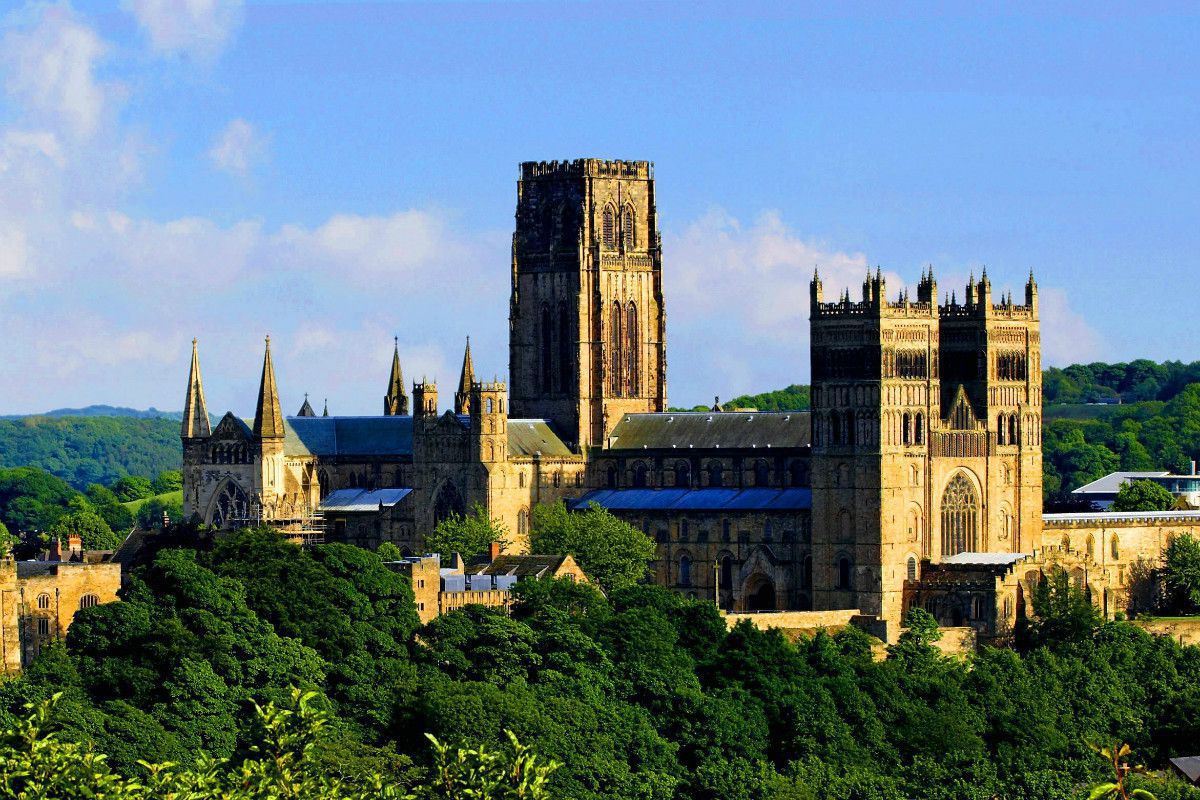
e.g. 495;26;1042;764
626;302;639;396
602;205;615;248
79;594;99;610
622;205;635;249
36;593;50;610
608;302;623;396
210;481;250;528
907;557;917;582
940;472;979;556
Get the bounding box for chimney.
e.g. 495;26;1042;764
489;540;502;561
48;536;62;562
67;533;82;560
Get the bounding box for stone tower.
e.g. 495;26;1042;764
508;159;667;451
253;336;287;521
809;268;1041;633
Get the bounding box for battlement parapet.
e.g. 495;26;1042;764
521;159;652;181
471;380;507;393
813;300;937;319
939;302;1036;319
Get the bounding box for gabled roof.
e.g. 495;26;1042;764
465;554;572;579
607;411;811;451
573;487;811;512
1171;756;1200;784
1072;471;1170;495
213;412;252;440
285;416;414;458
508;419;573;457
319;488;412;512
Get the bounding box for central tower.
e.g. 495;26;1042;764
509;159;666;451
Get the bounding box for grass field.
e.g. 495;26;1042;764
122;490;183;512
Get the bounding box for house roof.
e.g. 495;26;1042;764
1071;471;1170;496
319;488;412;512
1170;756;1200;784
572;487;812;512
507;419;574;457
465;554;572;578
607;411;811;451
285;416;414;458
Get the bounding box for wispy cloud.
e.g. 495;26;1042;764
122;0;244;62
208;117;267;177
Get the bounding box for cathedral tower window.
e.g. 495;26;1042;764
907;556;917;582
557;304;572;394
540;305;554;394
837;556;852;589
915;413;924;444
622;204;635;249
1008;414;1018;446
940;472;979;556
626;302;639;396
602;205;615;248
902;413;912;445
608;302;623;396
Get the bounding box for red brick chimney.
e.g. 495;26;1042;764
67;533;82;560
47;536;62;562
488;540;502;561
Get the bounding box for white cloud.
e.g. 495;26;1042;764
123;0;244;62
1038;285;1105;366
2;7;118;140
208;117;267;177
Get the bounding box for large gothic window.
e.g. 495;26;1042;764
541;305;553;393
433;482;465;526
608;301;623;396
626;302;639;397
940;472;979;556
601;205;615;248
557;304;572;394
622;204;635;249
210;481;250;528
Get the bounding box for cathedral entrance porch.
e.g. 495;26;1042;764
743;573;778;611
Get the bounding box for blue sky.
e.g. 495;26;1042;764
0;1;1197;416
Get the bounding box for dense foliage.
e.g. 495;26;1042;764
1;528;1198;800
0;415;181;490
1111;480;1176;512
424;504;506;560
530;501;656;591
1163;533;1200;615
1044;360;1200;405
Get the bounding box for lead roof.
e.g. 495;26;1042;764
607;411;811;451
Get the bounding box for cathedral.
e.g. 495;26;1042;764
181;157;1200;641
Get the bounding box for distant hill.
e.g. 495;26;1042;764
0;415;182;490
0;405;182;420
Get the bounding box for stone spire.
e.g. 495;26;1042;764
253;336;285;439
181;338;210;439
454;336;475;415
297;393;316;417
322;398;329;417
384;337;408;416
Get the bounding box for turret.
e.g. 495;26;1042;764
454;337;474;415
978;267;992;309
810;268;824;307
917;266;937;304
253;336;285;440
181;338;210;440
384;337;408;416
413;380;438;419
1025;270;1038;316
469;380;507;464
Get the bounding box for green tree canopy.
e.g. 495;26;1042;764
1163;532;1200;614
48;510;121;551
424;504;505;560
530;501;656;591
151;470;183;494
1111;479;1176;512
376;541;403;561
111;476;154;503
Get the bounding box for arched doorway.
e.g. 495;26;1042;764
744;574;777;611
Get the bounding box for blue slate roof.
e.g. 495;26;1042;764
572;487;812;512
285;416;413;458
320;488;412;512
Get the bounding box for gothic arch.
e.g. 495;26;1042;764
557;303;572;394
621;202;636;249
432;480;465;526
207;480;250;528
608;301;623;396
601;203;616;248
626;301;639;396
940;471;980;556
540;304;554;394
674;460;692;488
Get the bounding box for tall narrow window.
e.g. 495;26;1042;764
557;304;572;394
622;204;635;249
907;557;917;582
678;555;691;587
940;472;979;556
915;413;924;444
541;305;553;393
602;205;615;248
902;413;912;445
608;301;623;396
626;302;639;396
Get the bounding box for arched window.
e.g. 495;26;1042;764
997;414;1007;445
602;205;615;248
557;305;572;394
940;472;979;556
680;520;689;542
707;462;724;488
972;595;986;620
540;305;553;393
485;397;494;414
1086;534;1095;560
678;555;691;587
902;413;912;445
802;555;813;589
720;556;732;590
830;411;841;445
36;593;50;610
754;460;770;487
911;463;920;486
915;413;924;444
608;301;623;396
838;557;852;590
632;462;648;488
907;557;917;582
789;461;806;487
1009;414;1018;445
675;461;691;488
622;204;635;249
518;509;528;537
626;302;639;397
606;466;617;488
210;481;250;528
519;472;527;488
845;410;856;446
79;594;99;610
1111;534;1120;560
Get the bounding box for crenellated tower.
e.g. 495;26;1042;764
509;159;667;451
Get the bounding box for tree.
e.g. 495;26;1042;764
1162;533;1200;614
48;510;121;551
889;607;943;662
530;501;656;591
151;470;183;494
424;504;505;560
111;476;154;503
1017;567;1102;650
0;521;14;557
136;494;184;529
1111;480;1175;512
376;541;404;561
